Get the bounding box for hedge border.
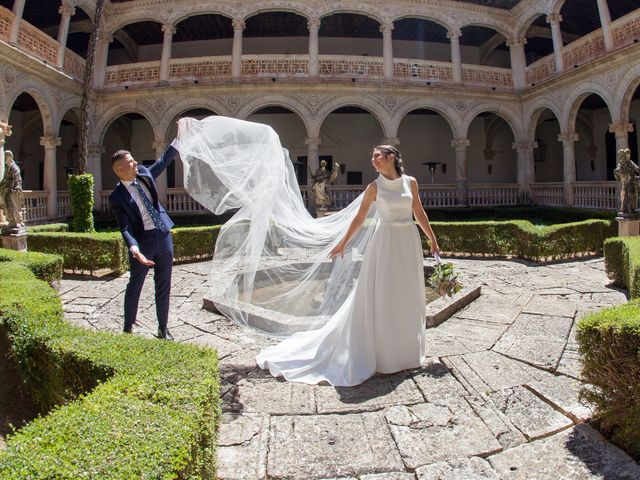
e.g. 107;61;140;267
604;236;640;298
0;252;220;479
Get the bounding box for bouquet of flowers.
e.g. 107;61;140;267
428;253;463;298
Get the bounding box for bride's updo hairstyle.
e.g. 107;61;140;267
375;145;405;176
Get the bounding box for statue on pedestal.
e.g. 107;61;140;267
0;150;25;232
614;148;640;218
310;159;340;211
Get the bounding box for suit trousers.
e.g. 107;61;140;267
124;229;173;330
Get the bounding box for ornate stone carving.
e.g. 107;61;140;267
226;95;242;109
512;141;537;152
451;138;470;150
232;19;246;31
306;93;320;107
40;136;62;150
558;132;579;144
58;2;76;18
609;121;635;137
0;123;12;145
614;149;640;218
455;100;467;112
154;98;168;112
546;14;562;25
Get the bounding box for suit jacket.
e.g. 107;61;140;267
109;145;177;250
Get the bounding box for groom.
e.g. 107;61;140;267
109;139;179;340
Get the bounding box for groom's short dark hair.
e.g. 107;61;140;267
111;150;131;165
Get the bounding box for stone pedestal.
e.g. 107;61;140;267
315;208;328;218
616;216;640;237
1;227;27;251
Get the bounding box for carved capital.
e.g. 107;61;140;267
507;36;527;48
512;141;537;152
609;121;635;136
40;136;62;150
162;23;176;35
58;3;76;18
88;144;105;156
558;132;579;144
451;138;470;151
546;13;562;25
305;137;321;148
381;137;400;147
379;22;394;34
307;18;321;31
446;29;461;40
232;19;246;31
152;140;167;152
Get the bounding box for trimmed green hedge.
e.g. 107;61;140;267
0;248;63;284
422;219;616;261
578;300;640;460
69;173;95;233
0;253;220;478
27;223;68;233
604;237;640;299
172;225;221;262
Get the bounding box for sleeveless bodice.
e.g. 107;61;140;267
374;174;414;222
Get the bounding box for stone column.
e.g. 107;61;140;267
513;141;537;203
41;136;62;219
381;137;400;147
452;138;470;205
0;123;12;223
448;29;463;84
159;23;175;83
56;2;75;68
231;19;245;80
381;22;394;81
596;0;614;51
305;137;321;173
93;35;112;88
87;144;104;208
9;0;26;44
153;140;168;204
308;18;320;78
546;14;564;73
609;121;635;151
558;132;579;206
507;37;527;90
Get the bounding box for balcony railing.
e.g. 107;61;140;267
22;190;49;223
468;184;520;206
573;181;618;210
531;183;564;207
57;191;71;218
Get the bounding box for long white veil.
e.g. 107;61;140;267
177;116;379;337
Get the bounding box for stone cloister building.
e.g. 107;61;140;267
0;0;639;222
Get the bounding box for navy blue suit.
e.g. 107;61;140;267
109;145;178;332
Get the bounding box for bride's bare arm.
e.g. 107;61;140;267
409;177;440;256
329;182;377;258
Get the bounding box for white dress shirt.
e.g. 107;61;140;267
121;178;156;254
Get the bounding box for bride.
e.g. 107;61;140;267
176;116;440;386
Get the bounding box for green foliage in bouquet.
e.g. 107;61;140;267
428;261;463;298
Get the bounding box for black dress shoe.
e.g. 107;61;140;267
157;328;174;341
123;325;132;334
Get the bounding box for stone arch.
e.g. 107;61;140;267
514;9;549;40
96;103;159;144
105;15;165;38
524;98;562;141
237;96;313;137
6;79;55;135
73;0;96;21
390;99;462;140
456;19;513;41
317;6;385;25
389;13;454;32
240;5;311;22
315;97;390;139
173;10;235;27
159;98;231;139
618;65;640;123
550;0;568;16
461;103;523;142
563;83;616;134
54;95;82;136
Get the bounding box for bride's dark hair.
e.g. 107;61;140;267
375;145;404;176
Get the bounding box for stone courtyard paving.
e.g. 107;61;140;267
59;257;640;479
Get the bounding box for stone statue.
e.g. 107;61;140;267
0;150;25;231
614;148;640;218
310;159;339;210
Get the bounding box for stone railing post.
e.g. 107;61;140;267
507;36;527;90
231;19;245;80
381;22;394;81
0;123;12;223
546;14;564;73
513;141;537;204
41;136;62;219
452;138;470;205
87;144;105;207
308;18;320;78
9;0;26;44
447;29;463;84
159;23;175;83
558;132;579;206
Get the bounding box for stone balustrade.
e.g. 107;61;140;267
166;188;207;213
420;185;458;208
468;184;520;206
242;54;308;77
562;29;606;69
169;56;232;80
531;183;565;207
525;55;556;85
394;58;453;83
573;181;618;210
57;191;71;218
63;49;86;81
462;64;513;89
0;4;12;40
21;190;49;223
612;8;640;50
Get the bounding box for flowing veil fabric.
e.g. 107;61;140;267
177;116;379;337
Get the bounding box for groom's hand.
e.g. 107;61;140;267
133;251;155;267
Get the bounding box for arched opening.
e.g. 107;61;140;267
108;21;163;66
397;109;455;184
58;109;81;190
243;12;309;54
166;108;218;189
65;7;92;59
246;107;308;184
522;15;559;66
559;1;603;43
467;112;517;183
101;113;154;188
14;0;59;40
6;93;44;190
608;1;638;21
392;18;450;62
319;106;384;186
573;94;613;181
319;13;382;57
172;14;233;59
533;109;563;182
459;25;510;68
628;83;640;162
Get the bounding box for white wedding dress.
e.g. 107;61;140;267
256;174;426;386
